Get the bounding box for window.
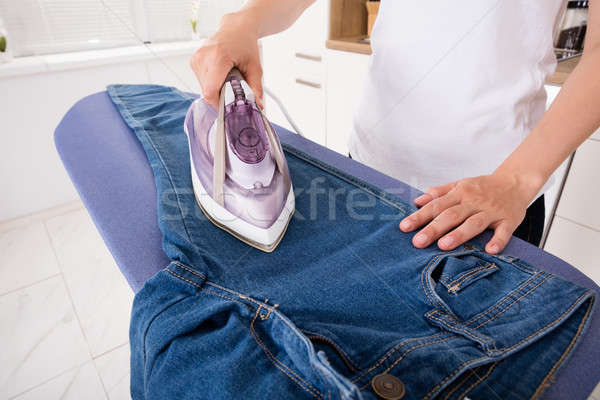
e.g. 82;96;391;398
0;0;246;57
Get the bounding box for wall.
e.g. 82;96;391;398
0;42;201;221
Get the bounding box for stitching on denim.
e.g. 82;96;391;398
355;335;458;389
421;253;456;315
443;263;498;293
440;265;489;290
165;269;203;288
464;272;546;327
425;291;593;399
442;368;476;400
490;291;592;353
472;274;552;331
249;306;324;399
530;297;594;400
201;288;254;312
171;261;207;280
426;310;495;353
281;144;410;214
423;356;488;400
456;362;497;400
107;87;200;256
142;264;202;372
302;330;360;372
350;332;450;383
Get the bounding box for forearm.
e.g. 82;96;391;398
495;46;600;202
225;0;315;38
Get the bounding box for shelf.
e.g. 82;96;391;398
325;37;371;55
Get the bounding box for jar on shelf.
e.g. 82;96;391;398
554;0;588;59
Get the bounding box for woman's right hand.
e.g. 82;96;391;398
190;12;264;110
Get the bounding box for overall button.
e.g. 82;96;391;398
371;373;405;399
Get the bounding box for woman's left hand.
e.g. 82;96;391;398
399;172;535;254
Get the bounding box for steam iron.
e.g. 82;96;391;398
184;68;294;252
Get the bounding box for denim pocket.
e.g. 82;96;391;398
437;257;500;294
423;248;539;323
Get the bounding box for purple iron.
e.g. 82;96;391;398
184;68;294;252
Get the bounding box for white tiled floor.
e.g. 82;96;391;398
0;202;132;400
0;202;599;400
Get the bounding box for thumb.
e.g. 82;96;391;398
242;62;264;109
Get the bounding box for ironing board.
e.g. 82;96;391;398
55;91;599;400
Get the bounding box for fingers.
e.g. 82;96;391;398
242;62;264;109
436;212;492;250
200;52;234;110
485;221;517;254
409;205;473;249
412;205;479;248
414;182;457;207
400;192;458;233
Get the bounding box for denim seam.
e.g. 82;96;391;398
163;266;324;398
424;291;593;399
471;274;552;331
171;261;207;280
201;288;255;312
423;356;488;400
442;368;476;400
165;268;203;288
355;334;458;389
530;296;595;400
464;271;547;327
249;306;324;399
168;262;328;398
281;144;410;214
442;263;498;292
107;87;198;255
490;291;592;353
421;253;460;315
302;330;360;372
142;266;200;373
426;310;496;353
350;332;450;383
456;362;498;400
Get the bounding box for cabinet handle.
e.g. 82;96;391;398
295;78;321;89
295;52;322;62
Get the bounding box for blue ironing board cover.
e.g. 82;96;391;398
55;91;599;399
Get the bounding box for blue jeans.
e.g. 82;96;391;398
107;85;595;400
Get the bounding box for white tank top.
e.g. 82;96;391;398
349;0;563;193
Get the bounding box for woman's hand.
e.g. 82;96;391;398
190;12;263;109
399;172;536;254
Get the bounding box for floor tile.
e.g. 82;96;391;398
45;209;133;357
0;277;90;398
0;201;83;235
0;223;61;295
95;344;131;400
12;361;106;400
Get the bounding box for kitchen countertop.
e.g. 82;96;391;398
325;37;580;85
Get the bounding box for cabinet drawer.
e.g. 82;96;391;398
286;83;326;145
556;139;600;231
544;216;600;285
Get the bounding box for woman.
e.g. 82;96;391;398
190;0;600;254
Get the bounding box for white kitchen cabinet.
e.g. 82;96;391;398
325;49;370;155
260;0;327;144
544;216;600;285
